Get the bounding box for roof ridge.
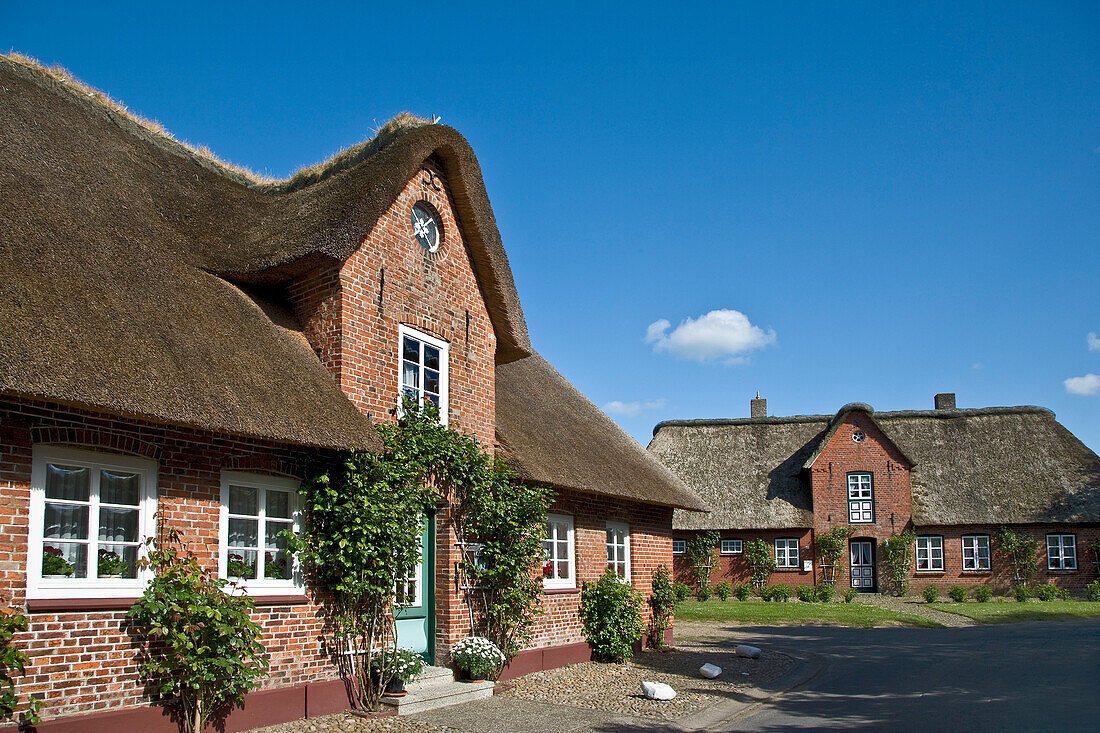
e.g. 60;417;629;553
0;52;431;192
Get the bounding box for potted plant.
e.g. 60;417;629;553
263;552;287;580
371;647;424;697
42;547;75;578
97;548;129;578
226;553;254;579
452;636;504;682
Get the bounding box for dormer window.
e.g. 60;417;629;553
399;325;449;424
847;472;874;523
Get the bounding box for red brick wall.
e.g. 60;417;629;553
530;489;674;650
672;529;815;589
0;398;335;723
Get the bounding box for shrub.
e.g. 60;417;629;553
758;585;773;602
818;584;835;603
744;538;777;589
714;580;732;601
844;588;858;603
796;585;818;603
948;585;968;603
974;585;993;603
0;605;39;726
672;582;691;603
128;531;268;733
1035;582;1060;602
647;566;676;649
580;569;644;662
695;585;712;602
1086;580;1100;603
771;584;792;602
922;585;940;603
1013;584;1030;602
452;637;505;680
735;582;752;601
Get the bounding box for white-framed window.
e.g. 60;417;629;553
916;535;944;571
606;521;631;581
27;446;157;600
672;538;686;555
399;325;449;424
847;472;874;523
720;538;743;555
542;513;575;590
962;535;991;571
219;472;301;595
1046;534;1077;571
775;538;799;568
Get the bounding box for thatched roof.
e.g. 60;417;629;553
0;55;532;449
496;353;708;511
651;404;1100;529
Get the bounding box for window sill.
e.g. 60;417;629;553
774;567;803;572
914;571;945;575
543;587;580;595
251;594;310;606
1045;569;1079;573
27;597;138;612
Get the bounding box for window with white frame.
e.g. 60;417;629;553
28;446;157;600
847;472;874;523
720;538;743;555
543;514;575;589
399;325;449;423
220;472;301;593
672;538;686;555
606;521;631;580
1046;534;1077;571
962;535;991;571
775;538;799;568
915;535;944;571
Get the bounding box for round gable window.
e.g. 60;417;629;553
410;201;443;253
852;430;866;443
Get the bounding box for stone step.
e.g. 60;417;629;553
382;680;494;716
406;665;455;692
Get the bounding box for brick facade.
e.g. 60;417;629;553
672;529;814;588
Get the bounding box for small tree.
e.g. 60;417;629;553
744;538;776;589
814;527;853;586
684;531;719;589
0;606;39;726
881;529;916;596
128;529;268;733
994;527;1038;584
579;569;644;662
647;565;675;649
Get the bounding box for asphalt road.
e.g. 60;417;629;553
704;620;1100;732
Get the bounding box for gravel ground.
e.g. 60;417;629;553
854;593;976;627
248;635;796;732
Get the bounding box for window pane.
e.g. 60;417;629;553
607;529;614;544
264;550;290;580
45;464;89;501
100;470;140;505
44;503;89;540
557;561;570;579
97;545;138;579
616;546;625;562
267;490;291;519
403;337;419;363
43;542;87;578
424;369;440;394
99;507;139;543
229;486;258;516
228;518;258;548
402;360;419;390
423;345;440;370
265;520;291;550
227;550;257;579
425;393;440;407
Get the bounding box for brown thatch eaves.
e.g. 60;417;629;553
496;353;708;512
651;405;1100;530
0;55;531;449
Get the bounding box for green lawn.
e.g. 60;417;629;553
674;599;941;628
935;600;1100;624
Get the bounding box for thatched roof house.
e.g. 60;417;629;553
651;402;1100;530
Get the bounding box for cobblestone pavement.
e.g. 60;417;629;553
853;593;976;627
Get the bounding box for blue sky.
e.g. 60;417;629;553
5;2;1098;450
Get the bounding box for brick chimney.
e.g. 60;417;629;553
750;394;767;418
934;393;956;410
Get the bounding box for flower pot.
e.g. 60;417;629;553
382;677;407;697
101;574;123;579
44;574;71;579
460;670;485;683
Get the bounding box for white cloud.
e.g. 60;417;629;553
1064;374;1100;396
603;398;667;417
645;309;776;364
1088;332;1100;351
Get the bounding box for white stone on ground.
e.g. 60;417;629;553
640;681;677;700
698;663;721;679
735;645;762;659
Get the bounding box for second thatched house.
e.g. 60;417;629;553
649;394;1100;594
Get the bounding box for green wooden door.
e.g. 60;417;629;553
395;514;435;663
